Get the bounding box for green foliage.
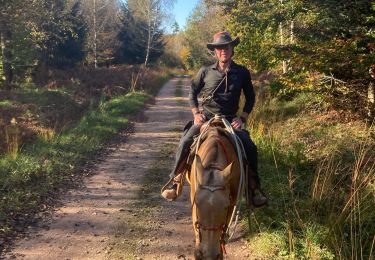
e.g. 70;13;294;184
246;93;375;259
115;3;165;65
0;0;88;87
223;0;375;80
0;91;151;240
206;0;375;117
0;100;14;108
269;72;316;99
1;0;173;87
181;1;223;69
157;50;183;68
32;0;87;69
50;2;87;68
226;0;281;72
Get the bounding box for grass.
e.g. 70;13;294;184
244;91;375;259
0;92;152;242
139;143;176;205
0;66;175;253
0;100;14;108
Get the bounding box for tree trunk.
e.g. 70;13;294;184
144;30;151;67
279;22;287;74
144;9;152;67
368;67;375;122
0;20;13;90
279;0;287;74
93;0;98;69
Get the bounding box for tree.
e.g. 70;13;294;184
80;0;122;68
181;0;226;69
222;0;281;72
171;21;180;35
0;0;23;89
115;3;151;64
127;0;175;67
38;1;87;69
0;18;13;90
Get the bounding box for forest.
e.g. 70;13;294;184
1;0;374;259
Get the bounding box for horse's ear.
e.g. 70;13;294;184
222;162;233;181
195;155;204;184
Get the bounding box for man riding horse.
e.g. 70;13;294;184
163;31;267;208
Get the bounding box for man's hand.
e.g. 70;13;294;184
194;113;206;125
231;117;243;129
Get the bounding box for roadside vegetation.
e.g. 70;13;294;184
0;66;174;252
245;86;374;259
1;0;180;252
1;0;374;259
180;1;374;259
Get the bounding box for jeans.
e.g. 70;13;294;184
169;122;260;186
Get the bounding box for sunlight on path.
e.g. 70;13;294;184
5;77;250;260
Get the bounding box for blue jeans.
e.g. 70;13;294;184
169;122;260;186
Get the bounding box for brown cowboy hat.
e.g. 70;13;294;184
207;31;240;51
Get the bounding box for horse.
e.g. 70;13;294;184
187;121;242;260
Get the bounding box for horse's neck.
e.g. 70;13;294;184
200;133;233;171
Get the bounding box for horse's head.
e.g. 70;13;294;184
192;155;234;260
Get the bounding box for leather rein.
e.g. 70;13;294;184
192;135;232;254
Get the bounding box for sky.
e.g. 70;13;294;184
171;0;200;31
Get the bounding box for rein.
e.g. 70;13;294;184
215;137;230;163
195;221;229;254
191;115;247;254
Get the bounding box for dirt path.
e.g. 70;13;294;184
4;78;251;260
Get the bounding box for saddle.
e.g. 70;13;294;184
169;123;242;197
162;118;267;207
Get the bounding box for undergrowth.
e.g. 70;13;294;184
245;91;375;259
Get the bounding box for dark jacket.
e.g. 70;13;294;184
189;61;255;118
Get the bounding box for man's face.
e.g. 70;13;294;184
214;44;233;63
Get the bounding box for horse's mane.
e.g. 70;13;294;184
198;126;234;170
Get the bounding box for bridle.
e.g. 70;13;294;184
193;137;231;255
194;182;231;255
191;115;247;255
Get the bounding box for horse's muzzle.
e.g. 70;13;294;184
194;249;223;260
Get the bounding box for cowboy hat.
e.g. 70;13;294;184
207;31;240;51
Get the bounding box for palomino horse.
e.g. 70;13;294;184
187;120;242;260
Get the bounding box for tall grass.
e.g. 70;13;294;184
245;92;375;259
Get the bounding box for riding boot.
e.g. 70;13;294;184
247;168;268;208
161;156;188;201
161;174;183;201
162;124;201;201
